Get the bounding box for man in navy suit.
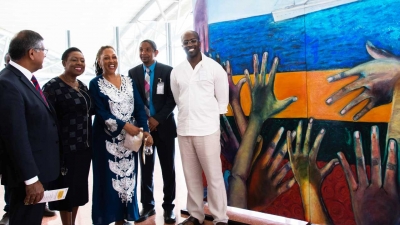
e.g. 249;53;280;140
128;39;177;224
0;30;60;225
0;52;10;225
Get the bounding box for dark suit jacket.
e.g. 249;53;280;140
0;64;60;187
128;62;177;140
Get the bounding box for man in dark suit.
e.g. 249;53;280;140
128;39;177;224
0;52;10;225
0;52;55;225
0;30;60;225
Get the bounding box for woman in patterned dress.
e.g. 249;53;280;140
89;46;153;225
43;47;93;225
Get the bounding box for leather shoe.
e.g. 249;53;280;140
0;212;9;225
163;210;176;224
123;222;133;225
178;216;203;225
136;208;156;222
43;205;56;217
216;223;228;225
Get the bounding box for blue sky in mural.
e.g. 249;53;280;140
208;0;400;74
207;0;278;24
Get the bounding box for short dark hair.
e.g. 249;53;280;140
8;30;44;61
61;47;82;61
94;45;115;76
141;40;157;51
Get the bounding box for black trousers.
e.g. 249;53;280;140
9;183;47;225
3;185;10;212
139;130;176;211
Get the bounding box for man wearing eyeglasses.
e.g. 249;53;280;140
1;54;54;225
170;30;229;225
0;30;59;225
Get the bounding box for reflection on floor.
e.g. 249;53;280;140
0;139;307;225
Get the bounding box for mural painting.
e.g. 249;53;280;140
193;0;400;224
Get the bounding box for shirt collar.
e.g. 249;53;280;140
185;53;205;65
9;60;33;81
143;61;157;74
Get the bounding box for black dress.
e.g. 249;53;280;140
43;77;93;212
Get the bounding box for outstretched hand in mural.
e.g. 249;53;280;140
229;52;297;208
194;0;209;53
210;53;248;136
245;52;297;121
220;114;240;164
326;41;400;121
224;56;248;137
337;126;400;225
287;118;338;225
247;127;296;211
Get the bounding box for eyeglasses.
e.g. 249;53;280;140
182;39;198;46
34;48;48;56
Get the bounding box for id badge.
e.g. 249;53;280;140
157;81;164;94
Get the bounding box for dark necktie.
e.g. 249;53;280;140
31;75;48;106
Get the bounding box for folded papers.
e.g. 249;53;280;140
38;188;68;203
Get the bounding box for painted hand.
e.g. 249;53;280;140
337;126;400;225
247;127;296;211
220;114;240;164
245;52;297;123
287;118;338;224
288;119;338;188
194;0;209;53
212;53;248;136
229;53;296;208
326;41;400;120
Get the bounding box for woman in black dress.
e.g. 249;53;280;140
43;47;93;225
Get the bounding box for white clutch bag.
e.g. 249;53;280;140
124;130;143;152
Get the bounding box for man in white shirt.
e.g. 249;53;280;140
171;30;229;225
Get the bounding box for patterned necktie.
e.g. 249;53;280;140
31;75;48;106
144;68;151;116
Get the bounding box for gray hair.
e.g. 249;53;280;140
8;30;44;61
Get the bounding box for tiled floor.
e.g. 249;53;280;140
0;139;307;225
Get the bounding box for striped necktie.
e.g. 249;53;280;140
31;75;48;106
144;68;151;116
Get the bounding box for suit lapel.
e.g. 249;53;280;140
135;66;146;101
152;63;162;99
10;66;51;111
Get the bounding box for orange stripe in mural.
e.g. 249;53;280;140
227;70;392;123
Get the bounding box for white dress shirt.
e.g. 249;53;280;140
171;53;229;136
9;61;36;87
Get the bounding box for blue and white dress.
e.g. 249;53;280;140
89;75;148;225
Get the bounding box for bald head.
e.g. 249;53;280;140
181;30;200;42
